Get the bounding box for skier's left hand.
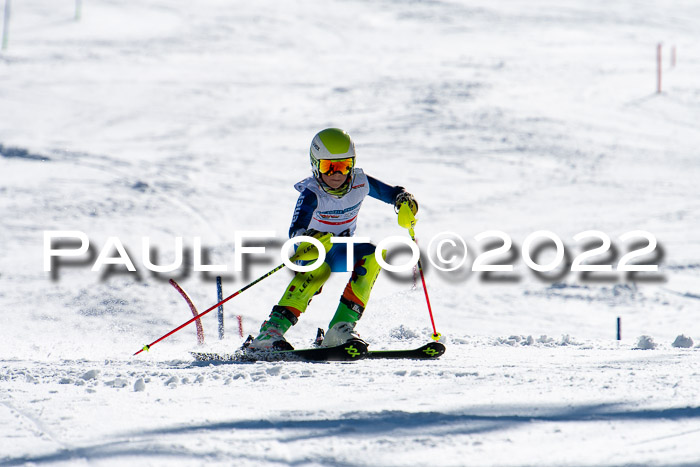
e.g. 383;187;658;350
395;191;418;215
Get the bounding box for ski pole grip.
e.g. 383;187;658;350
398;202;417;229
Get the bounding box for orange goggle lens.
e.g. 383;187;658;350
318;158;354;175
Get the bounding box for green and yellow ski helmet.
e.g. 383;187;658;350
309;128;356;197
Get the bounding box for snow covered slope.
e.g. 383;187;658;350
2;0;700;465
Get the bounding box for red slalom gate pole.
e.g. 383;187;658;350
134;263;286;355
169;279;204;346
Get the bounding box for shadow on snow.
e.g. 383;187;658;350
3;404;700;466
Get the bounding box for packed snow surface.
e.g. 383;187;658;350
2;0;700;465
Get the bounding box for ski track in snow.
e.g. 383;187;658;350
2;0;700;465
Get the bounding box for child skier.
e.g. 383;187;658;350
246;128;418;351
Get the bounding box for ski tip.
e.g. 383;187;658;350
365;341;445;360
424;341;446;358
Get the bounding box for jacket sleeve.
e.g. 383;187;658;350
289;189;318;238
367;175;405;205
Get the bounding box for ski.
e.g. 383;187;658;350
191;340;444;363
191;338;369;363
366;341;446;360
276;338;368;362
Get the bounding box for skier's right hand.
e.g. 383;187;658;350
289;230;333;262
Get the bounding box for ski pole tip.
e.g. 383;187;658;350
431;333;442;342
142;344;150;352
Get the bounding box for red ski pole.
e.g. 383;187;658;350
398;202;441;341
134;237;326;355
134;263;286;355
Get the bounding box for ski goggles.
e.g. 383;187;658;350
317;157;354;175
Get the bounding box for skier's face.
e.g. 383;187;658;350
321;171;348;189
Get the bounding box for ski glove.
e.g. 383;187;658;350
289;230;333;262
394;191;418;215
